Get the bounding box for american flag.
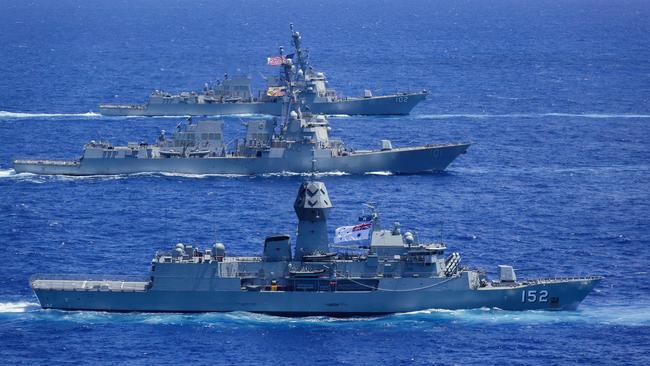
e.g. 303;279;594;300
267;55;285;66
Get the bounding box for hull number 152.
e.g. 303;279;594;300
521;290;548;303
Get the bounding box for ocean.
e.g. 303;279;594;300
0;0;649;364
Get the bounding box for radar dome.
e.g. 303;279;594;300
213;242;226;257
173;247;184;258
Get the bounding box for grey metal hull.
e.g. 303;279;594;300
33;278;600;315
99;93;426;116
14;144;470;176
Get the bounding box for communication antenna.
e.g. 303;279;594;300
310;146;317;181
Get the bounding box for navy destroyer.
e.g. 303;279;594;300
12;113;469;175
99;24;427;117
30;178;601;315
15;54;468;176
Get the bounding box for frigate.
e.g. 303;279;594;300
99;24;427;117
30;178;602;315
12;113;469;176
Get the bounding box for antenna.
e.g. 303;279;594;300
440;221;444;244
310;146;317;181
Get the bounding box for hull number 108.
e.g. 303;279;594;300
521;290;548;303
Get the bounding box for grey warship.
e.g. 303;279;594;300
13;113;469;176
99;24;427;117
15;58;468;176
30;178;601;315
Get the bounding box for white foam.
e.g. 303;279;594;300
0;170;351;181
260;171;350;178
159;172;247;179
390;304;650;326
0;169;16;177
364;171;394;176
0;111;101;119
0;301;40;313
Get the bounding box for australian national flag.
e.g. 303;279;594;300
334;222;373;244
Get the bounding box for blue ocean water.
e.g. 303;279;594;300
1;0;649;364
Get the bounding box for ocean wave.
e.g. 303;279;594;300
364;171;394;176
0;168;16;178
260;171;350;178
390;304;650;326
2;300;648;327
414;113;650;119
0;169;352;181
0;110;101;119
0;301;40;313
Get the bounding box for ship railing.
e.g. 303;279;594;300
29;274;150;292
13;159;80;166
223;256;261;262
99;104;146;110
486;275;602;288
526;275;602;284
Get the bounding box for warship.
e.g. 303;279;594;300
99;24;427;117
15;54;469;176
12;113;469;176
30;178;602;315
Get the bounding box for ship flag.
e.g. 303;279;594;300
266;86;286;97
334;222;373;244
267;55;285;66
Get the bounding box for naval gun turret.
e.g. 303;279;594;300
293;180;332;260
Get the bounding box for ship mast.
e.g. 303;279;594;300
280;43;305;136
290;23;309;78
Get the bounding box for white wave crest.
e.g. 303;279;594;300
0;169;16;177
0;301;40;313
0;110;101;119
159;172;247;179
364;171;394;176
0;170;351;181
390;304;650;326
2;302;648;327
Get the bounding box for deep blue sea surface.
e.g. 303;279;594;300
1;0;649;365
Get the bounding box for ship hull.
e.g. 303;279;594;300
99;92;426;116
32;278;600;315
13;143;470;176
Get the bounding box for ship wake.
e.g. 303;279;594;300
2;301;649;327
0;111;100;119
